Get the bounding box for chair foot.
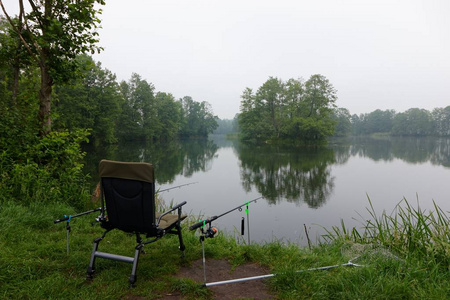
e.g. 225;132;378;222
86;267;95;280
129;274;137;288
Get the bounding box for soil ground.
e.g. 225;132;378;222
159;258;273;299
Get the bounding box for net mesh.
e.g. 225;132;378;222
340;242;403;266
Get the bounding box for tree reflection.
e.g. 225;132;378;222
179;139;218;177
349;137;394;162
83;138;218;185
235;142;336;208
348;137;450;168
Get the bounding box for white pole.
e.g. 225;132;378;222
204;261;363;287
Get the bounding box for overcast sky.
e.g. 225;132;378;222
3;0;450;119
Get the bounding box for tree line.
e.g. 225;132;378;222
53;55;218;144
351;107;450;136
227;75;449;140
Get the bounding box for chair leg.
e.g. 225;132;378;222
87;237;102;279
176;224;186;256
129;244;142;288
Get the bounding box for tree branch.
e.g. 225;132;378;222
27;0;44;28
0;0;41;65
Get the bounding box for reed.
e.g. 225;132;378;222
323;197;450;265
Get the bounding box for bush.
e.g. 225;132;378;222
0;130;91;209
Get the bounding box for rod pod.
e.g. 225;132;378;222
190;197;262;285
54;207;102;254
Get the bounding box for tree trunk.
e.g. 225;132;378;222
12;61;19;105
38;64;53;135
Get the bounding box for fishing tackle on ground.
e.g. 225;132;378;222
202;245;402;288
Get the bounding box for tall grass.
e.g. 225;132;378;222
1;198;450;299
323;197;450;266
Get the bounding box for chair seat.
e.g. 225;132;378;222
156;212;187;230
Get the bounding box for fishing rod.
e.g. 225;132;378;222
54;207;102;254
189;196;263;284
157;182;198;193
189;196;263;232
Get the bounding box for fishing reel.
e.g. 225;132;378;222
204;226;218;238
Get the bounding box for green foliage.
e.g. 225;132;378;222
179;96;218;138
432;106;450;136
351;109;396;135
392;108;433;136
332;107;352;137
8;0;105;84
54;55;120;144
154;92;183;140
115;78;217;141
0;130;90;208
2;0;105;133
239;75;337;142
352;107;450;137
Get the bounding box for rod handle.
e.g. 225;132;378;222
189;216;217;231
189;220;205;231
54;216;69;224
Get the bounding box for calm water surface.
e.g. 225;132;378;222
85;136;450;246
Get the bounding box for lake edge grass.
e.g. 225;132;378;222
1;198;449;299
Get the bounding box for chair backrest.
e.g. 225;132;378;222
99;160;157;235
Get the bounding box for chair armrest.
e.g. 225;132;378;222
156;201;187;226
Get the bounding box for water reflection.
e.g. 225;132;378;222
234;142;336;208
231;137;450;208
84;136;450;208
349;137;450;167
83;138;218;185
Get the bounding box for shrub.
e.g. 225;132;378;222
0;129;91;209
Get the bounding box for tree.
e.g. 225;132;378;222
303;74;337;118
238;87;272;140
255;77;284;137
54;55;121;144
0;0;104;135
432;106;450;137
154;92;182;140
332;107;352;137
116;74;155;140
392;108;433;136
364;109;395;133
0;16;32;104
179;96;218;137
239;75;337;142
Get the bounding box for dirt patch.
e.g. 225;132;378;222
159;258;273;299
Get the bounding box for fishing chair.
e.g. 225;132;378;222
87;159;187;287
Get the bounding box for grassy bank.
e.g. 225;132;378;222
1;199;449;299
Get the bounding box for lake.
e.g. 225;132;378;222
84;136;450;246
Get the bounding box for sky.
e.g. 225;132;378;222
3;0;450;119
